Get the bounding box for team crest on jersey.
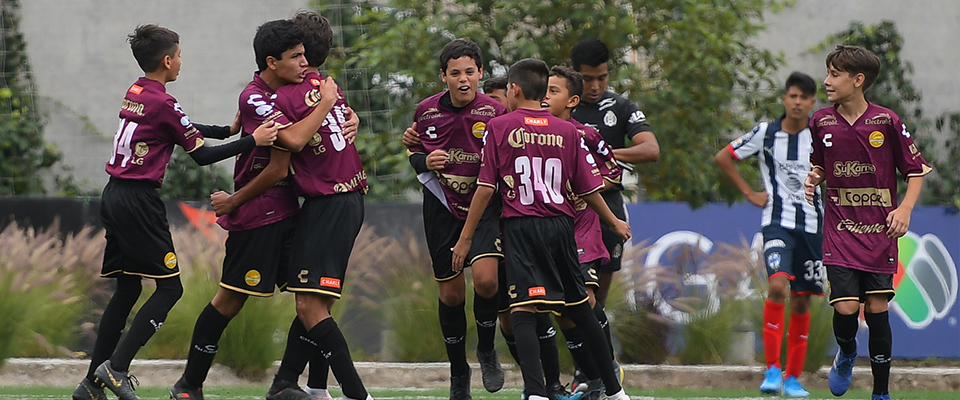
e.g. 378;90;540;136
308;133;322;147
472;122;486;138
418;107;442;122
135;142;149;157
767;252;781;270
180;116;191;127
817;114;838;127
869;131;884;148
128;84;144;95
865;113;892;125
164;252;178;269
244;270;262;286
603;110;617;127
471;105;497;117
503;175;515;188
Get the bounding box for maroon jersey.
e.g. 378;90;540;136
810;103;932;273
478;108;603;219
409;92;506;219
273;72;367;197
218;73;301;231
106;78;206;186
570;118;618;265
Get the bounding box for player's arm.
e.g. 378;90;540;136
210;147;291;216
805;119;826;205
276;77;340;153
886;176;923;238
343;106;359;143
192;111;242;139
613;130;659;164
188;121;277;166
582;191;630;240
451;184;494;271
714;148;767;207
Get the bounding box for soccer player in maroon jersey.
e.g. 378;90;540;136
483;77;509;108
804;45;931;400
403;39;508;398
452;58;631;400
168;19;347;400
72;25;278;400
541;65;624;400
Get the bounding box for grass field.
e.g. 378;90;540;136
0;386;955;400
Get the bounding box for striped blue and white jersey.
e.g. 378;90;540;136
726;119;822;234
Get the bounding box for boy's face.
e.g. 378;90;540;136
442;56;482;108
271;44;308;85
578;62;609;104
486;88;508;108
781;85;815;120
541;75;578;118
165;45;182;82
824;64;862;103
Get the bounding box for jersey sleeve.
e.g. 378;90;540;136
583;126;621;184
890;114;933;179
809;118;825;172
476;124;499;190
572;132;604;197
622;99;653;140
728;123;765;161
161;98;205;153
407;107;428;154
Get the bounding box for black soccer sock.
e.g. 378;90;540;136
501;328;520;364
183;303;232;388
565;302;622;395
307;318;368;400
594;303;616;360
439;299;469;377
833;309;860;355
561;326;601;380
275;317;314;383
307;348;330;389
536;313;561;387
474;290;500;353
511;311;546;397
865;311;892;396
110;276;183;372
86;275;142;382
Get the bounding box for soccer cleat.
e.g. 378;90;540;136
266;378;312;400
598;388;630;400
782;376;809;398
304;387;332;400
570;369;589;394
170;376;204;400
477;349;505;392
828;349;857;396
759;365;782;395
547;382;583;400
72;377;107;400
581;379;604;400
450;368;472;400
871;394;891;400
94;360;140;400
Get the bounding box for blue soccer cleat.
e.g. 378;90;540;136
828;348;857;396
782;376;809;398
871;394;890;400
759;365;782;395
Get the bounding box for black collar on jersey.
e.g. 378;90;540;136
439;91;468;113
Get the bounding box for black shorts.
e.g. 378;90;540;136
286;191;364;298
762;225;825;296
502;216;588;313
580;260;601;288
100;178;179;279
827;265;895;305
220;217;295;296
598;190;626;273
498;261;510;313
423;189;503;281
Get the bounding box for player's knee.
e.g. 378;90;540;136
438;287;466;306
833;300;860;315
474;279;498;298
790;294;812;314
211;289;248;318
863;295;889;313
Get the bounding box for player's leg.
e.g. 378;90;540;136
863;275;895;399
760;226;794;394
305;352;331;399
173;288;247;398
437;275;471;396
77;273;142;400
826;266;862;396
471;255;504;392
511;306;547;398
782;230;822;398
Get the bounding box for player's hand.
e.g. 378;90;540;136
230;110;242;136
427;149;447;170
252;121;278;147
343;106;359;144
747;191;768;208
451;237;472;272
804;171;823;205
886;206;912;238
611;219;631;241
210;191;236;216
318;77;340;106
573;195;586;210
402;122;421;147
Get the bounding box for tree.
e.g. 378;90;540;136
344;0;788;207
814;21;960;208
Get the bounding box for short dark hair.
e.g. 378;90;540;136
570;39;609;71
784;71;816;96
440;39;483;74
127;25;179;73
826;45;881;92
507;58;549;102
292;10;333;67
549;66;583;98
482;77;507;94
253;20;304;72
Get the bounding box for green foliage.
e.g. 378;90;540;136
813;21;960;207
339;0;787;207
676;299;737;364
160;147;233;200
610;276;672;364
